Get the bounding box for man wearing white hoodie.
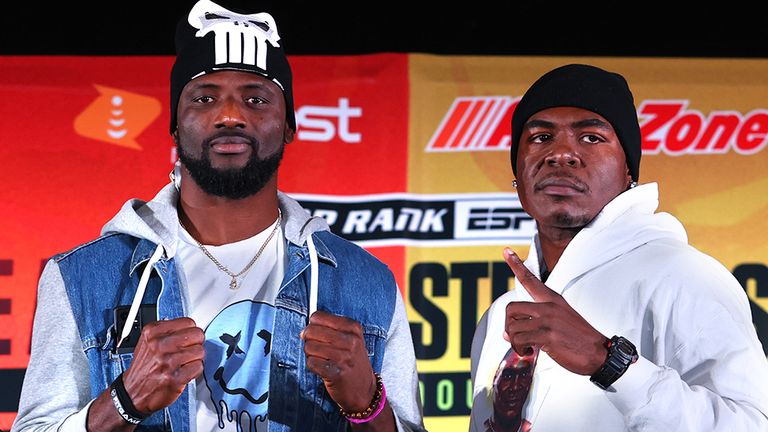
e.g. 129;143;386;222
470;64;768;431
13;2;424;432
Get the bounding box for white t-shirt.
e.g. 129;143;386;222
177;219;285;432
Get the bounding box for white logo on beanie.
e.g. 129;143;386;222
188;0;281;70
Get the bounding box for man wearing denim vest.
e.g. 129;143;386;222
13;1;424;431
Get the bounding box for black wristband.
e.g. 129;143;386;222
110;373;148;424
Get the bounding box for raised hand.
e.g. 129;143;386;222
123;317;205;414
301;311;377;413
503;248;608;375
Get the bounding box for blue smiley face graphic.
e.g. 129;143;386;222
204;300;275;431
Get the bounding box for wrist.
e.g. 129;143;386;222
341;372;377;413
340;373;387;424
110;373;149;424
590;336;611;375
590;335;638;390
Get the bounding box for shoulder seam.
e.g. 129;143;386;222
54;232;125;262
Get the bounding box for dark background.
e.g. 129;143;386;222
2;2;766;57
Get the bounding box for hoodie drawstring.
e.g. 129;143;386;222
306;234;319;322
117;243;164;349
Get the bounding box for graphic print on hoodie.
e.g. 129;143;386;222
483;348;538;432
203;300;275;432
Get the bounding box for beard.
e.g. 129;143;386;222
549;210;593;228
177;139;284;200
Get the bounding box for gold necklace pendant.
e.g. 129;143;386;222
180;210;282;291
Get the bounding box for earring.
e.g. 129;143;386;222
512;180;518;188
629;181;638;189
169;160;182;191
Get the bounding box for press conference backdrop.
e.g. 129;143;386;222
1;55;766;431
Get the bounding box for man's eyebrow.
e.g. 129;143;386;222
240;82;269;90
571;118;612;130
524;119;555;130
188;82;220;91
186;82;271;91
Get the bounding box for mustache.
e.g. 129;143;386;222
533;172;589;193
202;131;258;148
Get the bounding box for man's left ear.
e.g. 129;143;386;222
626;169;636;190
284;125;295;144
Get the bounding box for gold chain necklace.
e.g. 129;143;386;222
181;209;282;290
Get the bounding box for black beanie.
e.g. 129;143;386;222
170;0;295;134
510;64;641;181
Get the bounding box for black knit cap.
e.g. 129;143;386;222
170;0;295;134
510;64;641;181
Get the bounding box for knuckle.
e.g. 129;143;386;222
350;319;363;334
192;329;205;344
192;345;206;358
302;340;316;354
191;361;204;377
156;372;174;389
141;322;159;337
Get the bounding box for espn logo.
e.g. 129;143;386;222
425;97;519;152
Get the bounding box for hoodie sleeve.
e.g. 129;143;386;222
468;310;490;432
381;291;427;432
604;257;768;431
12;259;92;432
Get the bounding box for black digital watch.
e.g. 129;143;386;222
590;335;639;390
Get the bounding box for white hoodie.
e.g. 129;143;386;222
470;183;768;431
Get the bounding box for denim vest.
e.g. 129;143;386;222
57;230;396;431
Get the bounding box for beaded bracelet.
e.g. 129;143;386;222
110;373;147;425
340;373;387;424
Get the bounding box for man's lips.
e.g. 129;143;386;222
500;393;526;409
208;135;253;155
534;176;587;196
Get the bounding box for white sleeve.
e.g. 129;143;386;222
381;291;426;432
12;260;92;432
468;310;490;432
470;310;489;384
605;265;768;431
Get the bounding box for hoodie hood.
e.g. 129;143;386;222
101;182;330;258
524;182;687;296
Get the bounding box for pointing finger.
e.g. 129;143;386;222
504;248;557;302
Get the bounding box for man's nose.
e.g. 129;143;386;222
215;99;246;128
544;139;582;168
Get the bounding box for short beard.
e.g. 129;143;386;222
177;142;284;200
551;211;592;228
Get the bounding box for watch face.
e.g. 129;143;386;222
616;342;634;356
613;337;638;363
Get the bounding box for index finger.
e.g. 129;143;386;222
503;248;556;302
307;311;361;333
